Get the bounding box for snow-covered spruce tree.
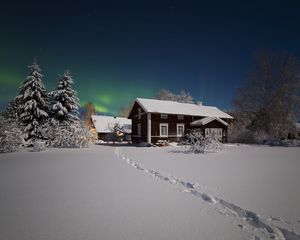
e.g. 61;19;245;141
49;70;79;123
0;115;23;153
47;70;91;148
15;60;49;143
181;130;222;153
3;100;18;121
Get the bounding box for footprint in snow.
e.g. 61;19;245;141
116;148;300;240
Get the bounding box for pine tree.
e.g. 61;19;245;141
49;70;79;123
15;59;49;142
3;100;18;122
46;70;91;147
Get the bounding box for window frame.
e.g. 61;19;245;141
177;123;185;137
159;123;168;137
205;128;223;139
178;115;184;120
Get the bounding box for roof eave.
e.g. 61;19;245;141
127;98;149;119
190;117;229;127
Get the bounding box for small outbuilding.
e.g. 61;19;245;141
91;115;131;141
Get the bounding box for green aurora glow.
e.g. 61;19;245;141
79;86;155;115
0;70;23;102
0;70;22;86
3;1;298;113
0;68;156;116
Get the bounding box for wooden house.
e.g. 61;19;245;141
91;115;131;141
128;98;233;144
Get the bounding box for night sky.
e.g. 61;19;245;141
1;0;300;115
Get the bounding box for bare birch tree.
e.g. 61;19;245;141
232;51;300;142
155;89;194;103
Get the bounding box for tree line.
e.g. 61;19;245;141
2;50;299;153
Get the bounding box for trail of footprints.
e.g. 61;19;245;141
115;148;300;240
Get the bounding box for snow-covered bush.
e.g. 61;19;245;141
181;130;222;153
44;120;92;148
263;139;300;147
33;141;46;152
0;116;23;153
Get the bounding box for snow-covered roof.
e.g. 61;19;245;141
91;115;132;133
190;117;229;126
134;98;233;119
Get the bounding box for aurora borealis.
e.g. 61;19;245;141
1;1;300;115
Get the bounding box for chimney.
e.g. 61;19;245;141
196;101;203;106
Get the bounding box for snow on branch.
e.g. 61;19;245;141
0;116;23;153
180;130;222;153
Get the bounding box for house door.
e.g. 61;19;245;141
137;123;141;137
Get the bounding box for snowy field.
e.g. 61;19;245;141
0;144;299;240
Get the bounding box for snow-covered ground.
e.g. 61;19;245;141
0;144;299;240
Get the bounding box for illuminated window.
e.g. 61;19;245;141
160;123;168;137
177;124;184;137
205;128;223;140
